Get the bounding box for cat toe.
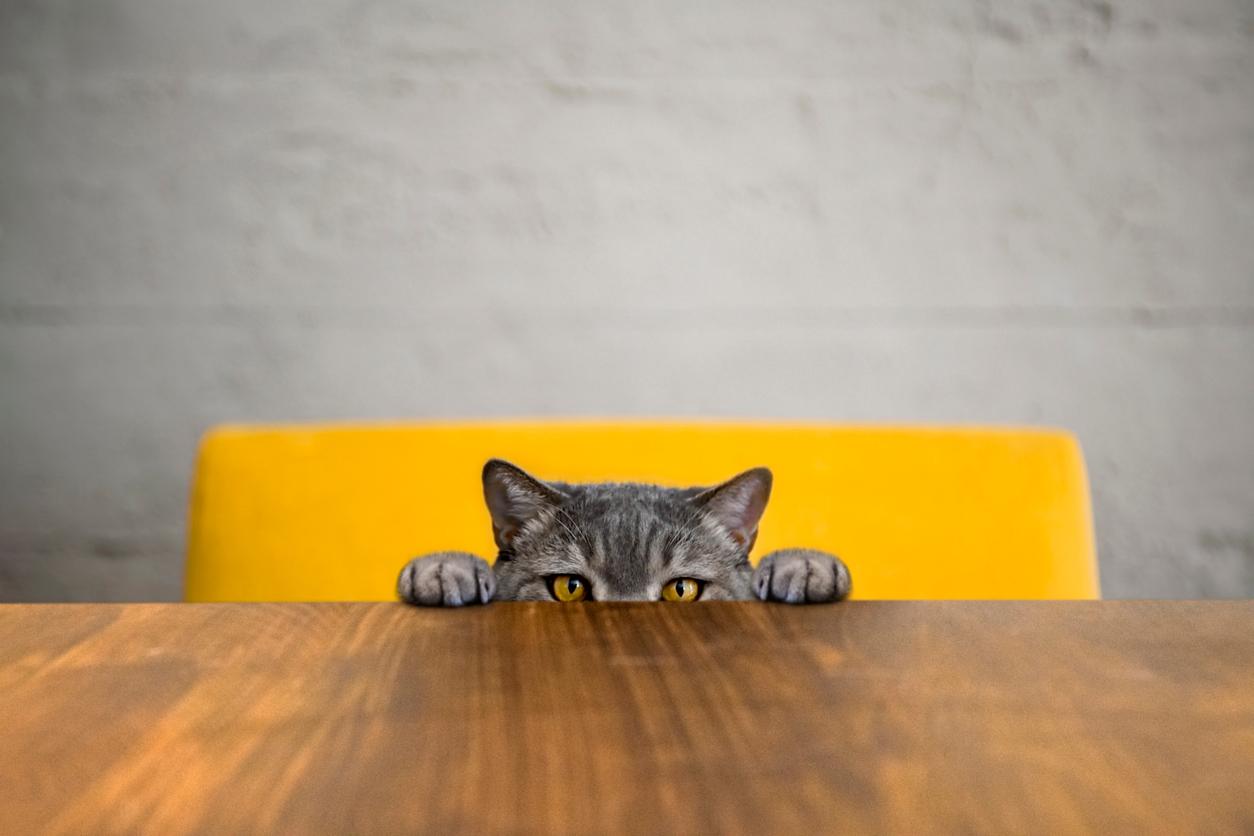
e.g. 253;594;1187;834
398;552;495;607
753;550;851;604
752;556;774;601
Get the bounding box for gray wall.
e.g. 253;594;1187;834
2;0;1252;601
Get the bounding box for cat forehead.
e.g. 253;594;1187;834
561;482;700;519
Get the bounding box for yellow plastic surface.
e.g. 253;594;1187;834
184;422;1099;601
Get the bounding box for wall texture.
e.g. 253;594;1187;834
1;0;1252;600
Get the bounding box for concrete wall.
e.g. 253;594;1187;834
2;0;1252;600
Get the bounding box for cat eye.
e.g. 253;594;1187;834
661;578;703;602
548;575;589;602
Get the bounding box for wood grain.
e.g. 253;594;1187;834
1;602;1252;835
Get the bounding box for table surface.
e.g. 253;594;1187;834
1;601;1252;835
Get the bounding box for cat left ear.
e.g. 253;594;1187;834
691;467;773;549
482;459;565;550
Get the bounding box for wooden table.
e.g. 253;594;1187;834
2;602;1252;834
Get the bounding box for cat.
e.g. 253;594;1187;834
397;459;851;606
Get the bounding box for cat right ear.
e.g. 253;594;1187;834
482;459;564;550
691;467;773;550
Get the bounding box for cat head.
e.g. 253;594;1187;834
482;459;771;602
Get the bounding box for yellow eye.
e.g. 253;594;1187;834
549;575;588;602
662;578;703;602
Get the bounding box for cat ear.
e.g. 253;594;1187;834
482;459;564;550
691;467;773;549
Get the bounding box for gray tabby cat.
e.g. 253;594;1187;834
397;459;851;606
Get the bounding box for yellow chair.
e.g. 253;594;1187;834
184;422;1099;601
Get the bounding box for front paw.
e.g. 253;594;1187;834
397;552;496;606
753;549;851;604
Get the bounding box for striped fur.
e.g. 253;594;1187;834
486;460;758;602
397;460;852;606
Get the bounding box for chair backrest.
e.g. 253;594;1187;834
184;422;1099;601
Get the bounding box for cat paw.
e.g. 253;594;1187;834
752;549;851;604
397;552;496;607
